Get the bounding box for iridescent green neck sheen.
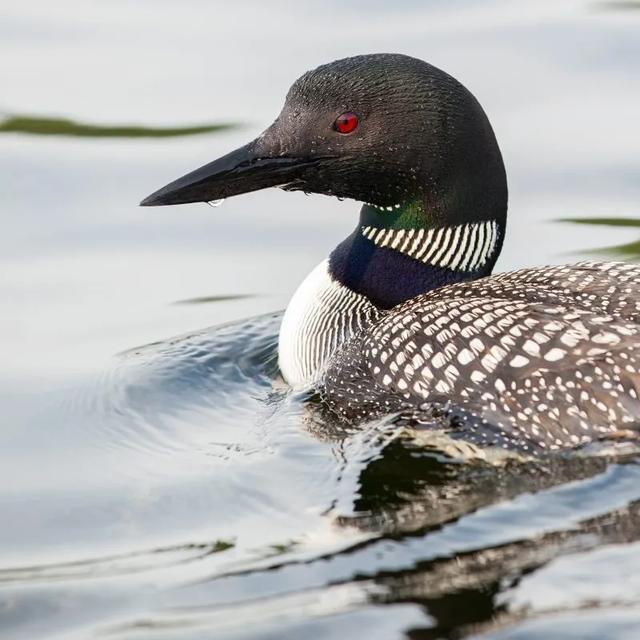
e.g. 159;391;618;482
359;199;430;230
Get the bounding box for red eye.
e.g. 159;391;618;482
334;112;358;134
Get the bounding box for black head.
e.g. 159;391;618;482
141;53;507;230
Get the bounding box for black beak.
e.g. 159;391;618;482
140;138;331;207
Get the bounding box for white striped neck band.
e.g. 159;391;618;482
360;220;500;272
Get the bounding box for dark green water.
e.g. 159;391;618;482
2;1;640;638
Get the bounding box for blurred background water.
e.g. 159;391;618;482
1;1;640;638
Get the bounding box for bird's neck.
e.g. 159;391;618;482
278;200;504;387
328;201;503;309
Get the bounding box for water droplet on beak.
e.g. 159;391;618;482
207;199;225;208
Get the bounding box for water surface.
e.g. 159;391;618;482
2;1;640;638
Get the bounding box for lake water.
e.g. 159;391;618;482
2;1;640;638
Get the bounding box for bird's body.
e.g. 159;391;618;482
320;261;640;452
142;53;640;452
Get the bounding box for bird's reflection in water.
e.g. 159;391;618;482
309;426;640;637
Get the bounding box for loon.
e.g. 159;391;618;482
141;53;640;453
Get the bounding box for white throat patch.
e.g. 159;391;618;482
278;260;381;387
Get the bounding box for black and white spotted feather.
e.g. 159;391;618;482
322;262;640;452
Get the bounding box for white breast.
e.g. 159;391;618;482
278;260;380;387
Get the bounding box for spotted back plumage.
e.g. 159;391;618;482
322;262;640;452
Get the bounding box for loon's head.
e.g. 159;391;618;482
141;53;507;235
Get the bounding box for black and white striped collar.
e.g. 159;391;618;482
361;220;500;272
